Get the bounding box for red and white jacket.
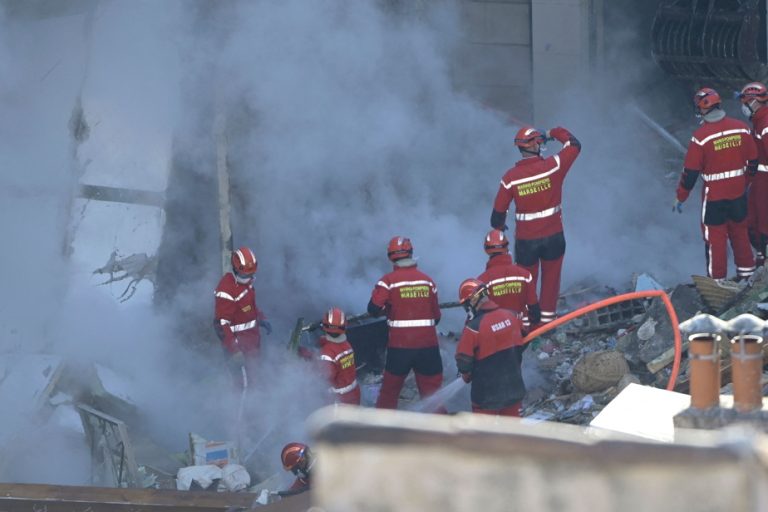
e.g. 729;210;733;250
213;273;266;354
678;116;757;203
369;261;441;349
751;107;768;170
492;127;581;240
455;300;526;410
477;253;538;328
318;334;359;403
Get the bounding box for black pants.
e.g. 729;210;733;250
384;346;443;376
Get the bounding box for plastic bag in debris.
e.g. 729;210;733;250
189;432;238;467
219;464;251;492
176;465;222;491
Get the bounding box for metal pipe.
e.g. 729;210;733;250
688;333;721;410
629;104;687;156
730;334;764;413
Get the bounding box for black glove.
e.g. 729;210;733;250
259;319;272;335
490;209;508;231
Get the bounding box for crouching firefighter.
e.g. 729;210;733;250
278;442;313;496
213;246;272;387
318;307;360;405
455;278;528;417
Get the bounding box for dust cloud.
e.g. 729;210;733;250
0;0;701;487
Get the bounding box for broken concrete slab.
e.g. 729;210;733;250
0;354;66;419
633;272;665;292
589;383;691;442
719;266;768;319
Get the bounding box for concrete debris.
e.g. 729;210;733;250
0;354;66;418
617;284;702;366
718;266;768;319
522;266;768;427
692;274;743;311
523;280;701;424
633;272;665;292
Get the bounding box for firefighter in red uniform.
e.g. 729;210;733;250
738;82;768;267
318;307;360;405
368;236;443;409
455;278;528;417
478;229;540;334
278;442;313;496
674;88;758;280
213;247;272;385
491;125;581;326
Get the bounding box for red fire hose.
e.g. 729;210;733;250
522;290;682;391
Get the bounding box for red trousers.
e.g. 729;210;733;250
522;255;563;325
702;220;755;279
748;175;768;262
376;371;442;409
471;402;522;417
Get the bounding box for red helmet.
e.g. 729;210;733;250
387;236;413;261
321;307;346;335
458;278;487;305
514;127;545;150
231;247;257;277
281;442;310;473
693;87;721;111
738;82;768;104
484;229;509;255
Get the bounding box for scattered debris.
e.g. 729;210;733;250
176;464;250;492
692;275;742;311
633;272;666;292
77;404;141;488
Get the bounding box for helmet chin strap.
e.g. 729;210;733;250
520;148;540;157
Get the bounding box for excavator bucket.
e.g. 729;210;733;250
652;0;768;87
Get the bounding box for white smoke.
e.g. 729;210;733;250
0;0;708;487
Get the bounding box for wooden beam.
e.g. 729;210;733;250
79;184;165;208
0;482;309;512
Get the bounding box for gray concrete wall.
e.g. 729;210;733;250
455;0;603;125
454;0;533;122
309;407;768;512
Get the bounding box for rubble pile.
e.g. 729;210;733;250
520;269;768;426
